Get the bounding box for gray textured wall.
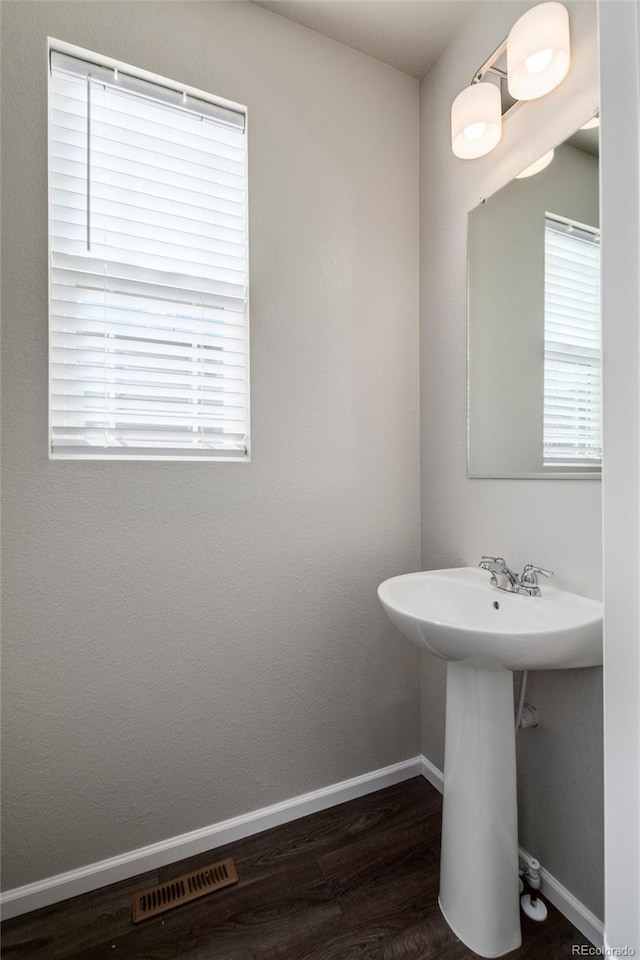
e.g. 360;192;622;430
0;1;421;890
419;0;604;918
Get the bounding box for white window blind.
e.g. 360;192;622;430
543;214;601;466
49;50;249;459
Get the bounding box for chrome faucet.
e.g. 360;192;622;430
479;557;554;597
479;556;520;592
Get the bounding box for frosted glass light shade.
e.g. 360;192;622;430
507;2;570;101
515;148;555;178
451;83;502;159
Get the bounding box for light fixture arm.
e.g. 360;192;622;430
470;38;522;122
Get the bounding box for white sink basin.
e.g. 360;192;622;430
377;566;602;958
378;566;602;670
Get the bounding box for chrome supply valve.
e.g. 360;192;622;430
518;564;554;597
520;854;548;922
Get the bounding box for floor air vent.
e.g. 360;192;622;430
132;858;238;922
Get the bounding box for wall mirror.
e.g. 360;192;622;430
467;118;601;479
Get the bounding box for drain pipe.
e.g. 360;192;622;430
515;675;548;922
515;670;528;731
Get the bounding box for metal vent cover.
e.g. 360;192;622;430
132;858;238;922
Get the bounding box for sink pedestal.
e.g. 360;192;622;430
439;661;521;958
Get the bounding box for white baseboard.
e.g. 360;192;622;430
420;754;444;793
0;751;606;948
415;755;604;948
0;755;422;921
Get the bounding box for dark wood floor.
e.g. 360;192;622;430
1;777;589;960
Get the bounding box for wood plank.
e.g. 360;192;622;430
0;870;158;960
317;805;441;898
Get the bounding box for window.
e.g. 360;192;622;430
49;49;249;459
543;214;601;467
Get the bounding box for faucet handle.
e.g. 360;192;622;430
479;555;506;569
521;564;554;584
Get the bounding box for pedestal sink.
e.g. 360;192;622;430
377;567;602;958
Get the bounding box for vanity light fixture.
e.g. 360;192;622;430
451;2;571;160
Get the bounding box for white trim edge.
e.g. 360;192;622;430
600;1;640;953
0;756;421;921
420;754;445;793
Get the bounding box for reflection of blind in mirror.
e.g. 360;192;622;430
543;215;601;466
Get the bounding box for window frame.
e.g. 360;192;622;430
47;38;250;462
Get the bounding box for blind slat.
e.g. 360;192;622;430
51;259;246;309
51;362;246;388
